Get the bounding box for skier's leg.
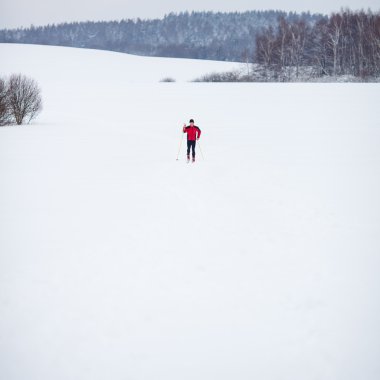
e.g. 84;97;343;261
187;140;191;160
192;141;196;162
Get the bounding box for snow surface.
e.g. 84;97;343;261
1;43;380;380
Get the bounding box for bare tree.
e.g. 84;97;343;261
309;19;329;76
276;17;291;72
241;49;252;78
256;26;277;67
288;20;309;78
7;74;42;125
328;14;343;76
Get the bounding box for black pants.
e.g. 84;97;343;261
187;140;196;157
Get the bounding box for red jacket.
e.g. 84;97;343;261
183;125;201;141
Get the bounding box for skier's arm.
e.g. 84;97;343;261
196;127;201;139
183;123;187;133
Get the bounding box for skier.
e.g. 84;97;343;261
183;119;201;163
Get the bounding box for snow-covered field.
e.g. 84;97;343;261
1;43;380;380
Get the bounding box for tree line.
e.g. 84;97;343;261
255;9;380;79
0;11;323;62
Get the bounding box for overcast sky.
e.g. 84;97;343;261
1;0;379;29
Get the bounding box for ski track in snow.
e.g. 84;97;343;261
1;44;380;380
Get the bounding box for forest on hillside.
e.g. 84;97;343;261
0;11;323;62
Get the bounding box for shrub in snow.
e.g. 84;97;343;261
160;77;176;82
192;70;241;82
6;74;42;125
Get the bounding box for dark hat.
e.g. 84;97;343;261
189;119;194;123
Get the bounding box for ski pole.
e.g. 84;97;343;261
197;139;204;160
176;130;184;160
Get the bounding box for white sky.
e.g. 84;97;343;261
1;0;379;29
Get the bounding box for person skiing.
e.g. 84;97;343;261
183;119;201;162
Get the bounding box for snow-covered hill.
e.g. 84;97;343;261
1;44;380;380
